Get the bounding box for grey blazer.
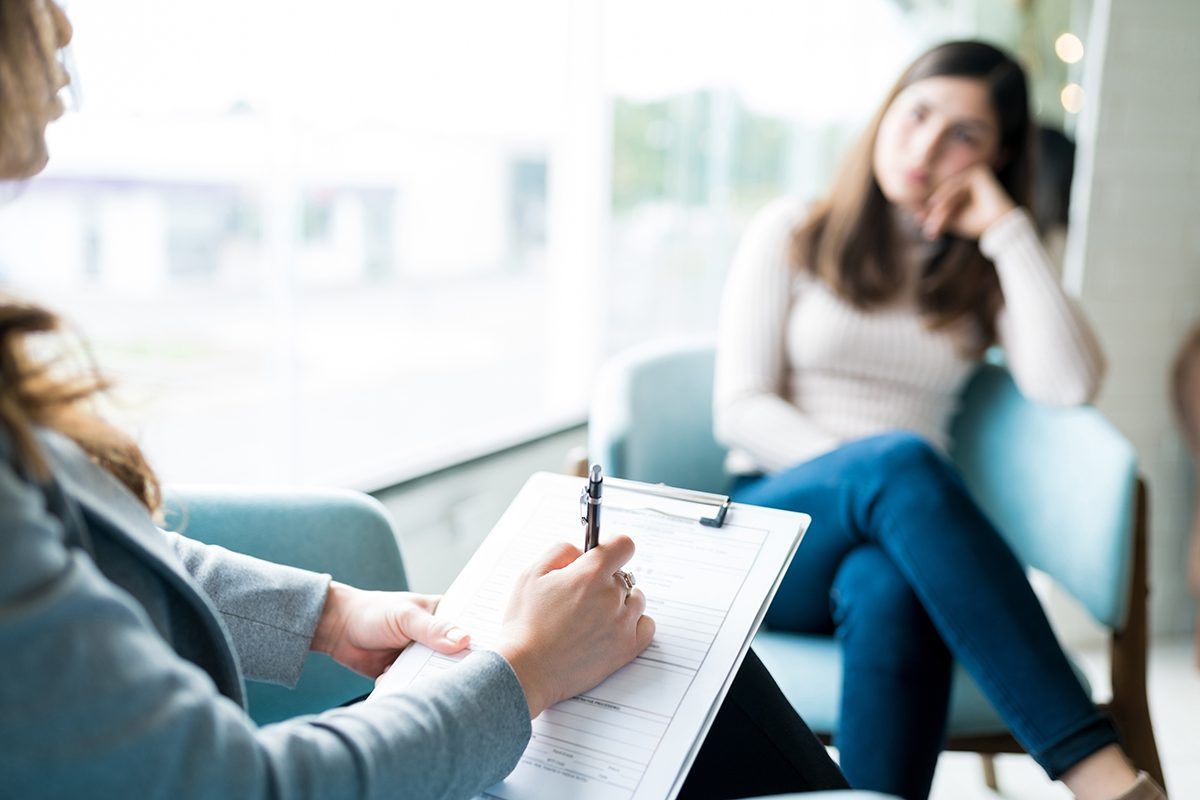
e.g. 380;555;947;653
0;428;531;800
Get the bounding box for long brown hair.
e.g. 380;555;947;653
792;41;1034;352
0;1;161;512
0;299;161;512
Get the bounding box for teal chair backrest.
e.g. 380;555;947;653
589;341;1137;631
948;365;1136;629
163;486;408;724
590;340;732;496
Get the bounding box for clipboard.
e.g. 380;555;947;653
380;471;809;800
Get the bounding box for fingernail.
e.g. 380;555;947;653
446;628;467;643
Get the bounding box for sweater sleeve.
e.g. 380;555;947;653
982;207;1106;405
163;531;331;688
713;198;841;473
0;458;531;800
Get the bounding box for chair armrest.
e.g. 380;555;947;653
162;485;407;591
161;485;408;723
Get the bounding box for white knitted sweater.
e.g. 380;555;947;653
713;198;1105;475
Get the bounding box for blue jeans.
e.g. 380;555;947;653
732;431;1118;800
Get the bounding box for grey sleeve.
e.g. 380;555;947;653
0;462;532;800
261;652;533;799
163;530;331;687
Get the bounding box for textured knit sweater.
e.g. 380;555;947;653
713;198;1105;475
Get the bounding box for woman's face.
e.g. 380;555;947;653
872;76;1002;212
0;0;73;180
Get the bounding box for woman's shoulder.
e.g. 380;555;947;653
0;428;74;602
744;196;813;238
0;424;49;506
733;196;815;273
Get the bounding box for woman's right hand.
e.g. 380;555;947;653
495;535;655;718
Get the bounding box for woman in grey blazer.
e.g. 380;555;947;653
0;2;853;799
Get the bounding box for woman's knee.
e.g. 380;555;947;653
836;432;964;515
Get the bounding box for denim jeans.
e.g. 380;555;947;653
732;431;1118;800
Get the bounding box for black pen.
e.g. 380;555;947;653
581;464;603;551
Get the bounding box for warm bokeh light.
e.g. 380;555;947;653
1055;32;1084;64
1061;83;1085;113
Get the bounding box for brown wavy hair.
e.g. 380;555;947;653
0;300;161;512
791;41;1034;354
0;1;160;512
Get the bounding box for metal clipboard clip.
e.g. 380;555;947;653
604;477;732;528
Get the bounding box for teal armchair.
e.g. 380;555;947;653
163;486;406;724
588;339;1164;792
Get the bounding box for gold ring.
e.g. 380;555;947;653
614;570;636;592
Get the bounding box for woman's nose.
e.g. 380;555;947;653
49;1;73;48
909;124;942;168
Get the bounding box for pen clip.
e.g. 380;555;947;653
579;486;588;525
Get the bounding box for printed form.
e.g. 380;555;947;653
382;472;809;800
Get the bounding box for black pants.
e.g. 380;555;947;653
677;649;850;799
345;648;849;797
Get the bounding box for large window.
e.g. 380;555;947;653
0;0;1078;488
1;0;586;487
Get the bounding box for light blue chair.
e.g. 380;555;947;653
163;486;407;724
167;485;896;799
588;339;1164;792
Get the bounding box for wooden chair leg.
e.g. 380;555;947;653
980;753;999;792
1108;481;1166;790
1110;698;1165;790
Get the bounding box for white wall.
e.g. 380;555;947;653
1067;0;1200;636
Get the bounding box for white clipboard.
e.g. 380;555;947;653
384;471;810;800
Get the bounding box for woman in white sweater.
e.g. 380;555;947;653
714;41;1164;800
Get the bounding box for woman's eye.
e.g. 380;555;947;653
951;128;978;146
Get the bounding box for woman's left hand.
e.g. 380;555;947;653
312;582;470;677
916;163;1017;241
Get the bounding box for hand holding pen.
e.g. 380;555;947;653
485;465;655;717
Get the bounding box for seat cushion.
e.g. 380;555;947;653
752;630;1093;738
